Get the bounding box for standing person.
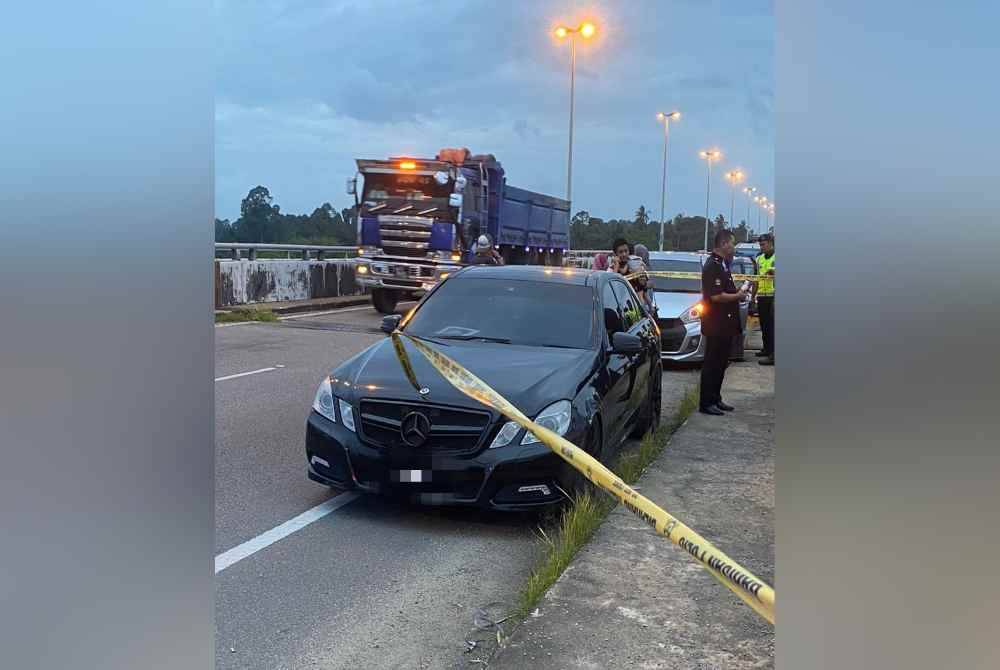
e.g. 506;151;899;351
699;229;748;415
754;234;775;366
469;234;504;265
608;238;632;277
632;243;656;309
634;243;650;268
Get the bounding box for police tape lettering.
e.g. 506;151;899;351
394;332;776;624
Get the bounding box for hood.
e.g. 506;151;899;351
330;337;599;418
653;291;701;318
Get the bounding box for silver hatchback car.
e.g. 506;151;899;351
647;251;752;363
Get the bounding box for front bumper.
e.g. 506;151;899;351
356;257;460;293
659;320;746;363
660;319;706;362
305;412;579;511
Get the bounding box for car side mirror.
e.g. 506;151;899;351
380;314;402;334
611;332;642;355
346;177;357;196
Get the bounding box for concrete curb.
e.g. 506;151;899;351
215;295;372;317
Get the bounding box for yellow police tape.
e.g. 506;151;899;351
390;331;776;624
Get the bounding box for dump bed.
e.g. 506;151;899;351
496;185;570;250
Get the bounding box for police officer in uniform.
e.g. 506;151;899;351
699;229;748;415
753;234;775;365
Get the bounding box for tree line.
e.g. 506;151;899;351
215;187;756;251
214;186;357;246
569;205;754;252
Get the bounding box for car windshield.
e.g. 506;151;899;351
648;259;702;293
404;277;595;349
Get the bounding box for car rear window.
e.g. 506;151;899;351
404;277;596;349
648;259;702;292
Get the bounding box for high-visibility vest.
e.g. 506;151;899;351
756;253;775;296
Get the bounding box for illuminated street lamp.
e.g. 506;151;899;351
699;149;722;251
552;21;598;204
724;169;744;233
757;195;768;231
743;186;758;236
655;111;681;251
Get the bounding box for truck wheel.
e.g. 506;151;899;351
371;288;399;314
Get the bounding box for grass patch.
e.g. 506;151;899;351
514;386;700;619
215;307;279;323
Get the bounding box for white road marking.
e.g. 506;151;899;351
214;366;283;382
215;493;361;573
277;305;373;320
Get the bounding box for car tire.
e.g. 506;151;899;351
371;288;399;314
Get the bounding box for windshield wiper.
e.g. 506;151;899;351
436;335;512;344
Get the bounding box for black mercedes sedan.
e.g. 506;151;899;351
305;265;662;510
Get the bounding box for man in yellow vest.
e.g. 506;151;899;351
754;234;775;365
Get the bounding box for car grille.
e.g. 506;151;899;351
358;400;491;454
658;318;687;352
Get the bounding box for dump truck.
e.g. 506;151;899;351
348;148;570;313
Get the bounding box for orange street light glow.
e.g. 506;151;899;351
580;22;596;38
399;161;416;170
554;26;568;38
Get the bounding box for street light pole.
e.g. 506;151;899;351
725;170;743;236
656;111;680;251
744;186;757;237
554;22;596;207
567;35;575;203
699;150;721;251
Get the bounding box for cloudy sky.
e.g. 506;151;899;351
215;0;773;226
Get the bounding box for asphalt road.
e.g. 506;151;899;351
214;302;703;669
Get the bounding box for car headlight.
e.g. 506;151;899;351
680;302;705;324
489;421;521;449
522;400;572;445
338;398;356;432
312;377;336;422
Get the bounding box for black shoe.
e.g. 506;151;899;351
699;405;725;416
758;357;774;366
753;350;770;357
716;401;734;411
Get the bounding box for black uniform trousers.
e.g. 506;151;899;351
700;334;734;409
757;296;774;356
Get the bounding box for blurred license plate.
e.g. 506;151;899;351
392;469;430;483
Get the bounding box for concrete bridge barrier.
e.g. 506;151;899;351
214;259;367;308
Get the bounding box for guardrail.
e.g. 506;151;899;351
215;243;607;266
215;243;357;260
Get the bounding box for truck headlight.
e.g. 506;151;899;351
312;377;336;422
522;400;572;445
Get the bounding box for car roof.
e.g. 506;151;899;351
455;264;601;286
